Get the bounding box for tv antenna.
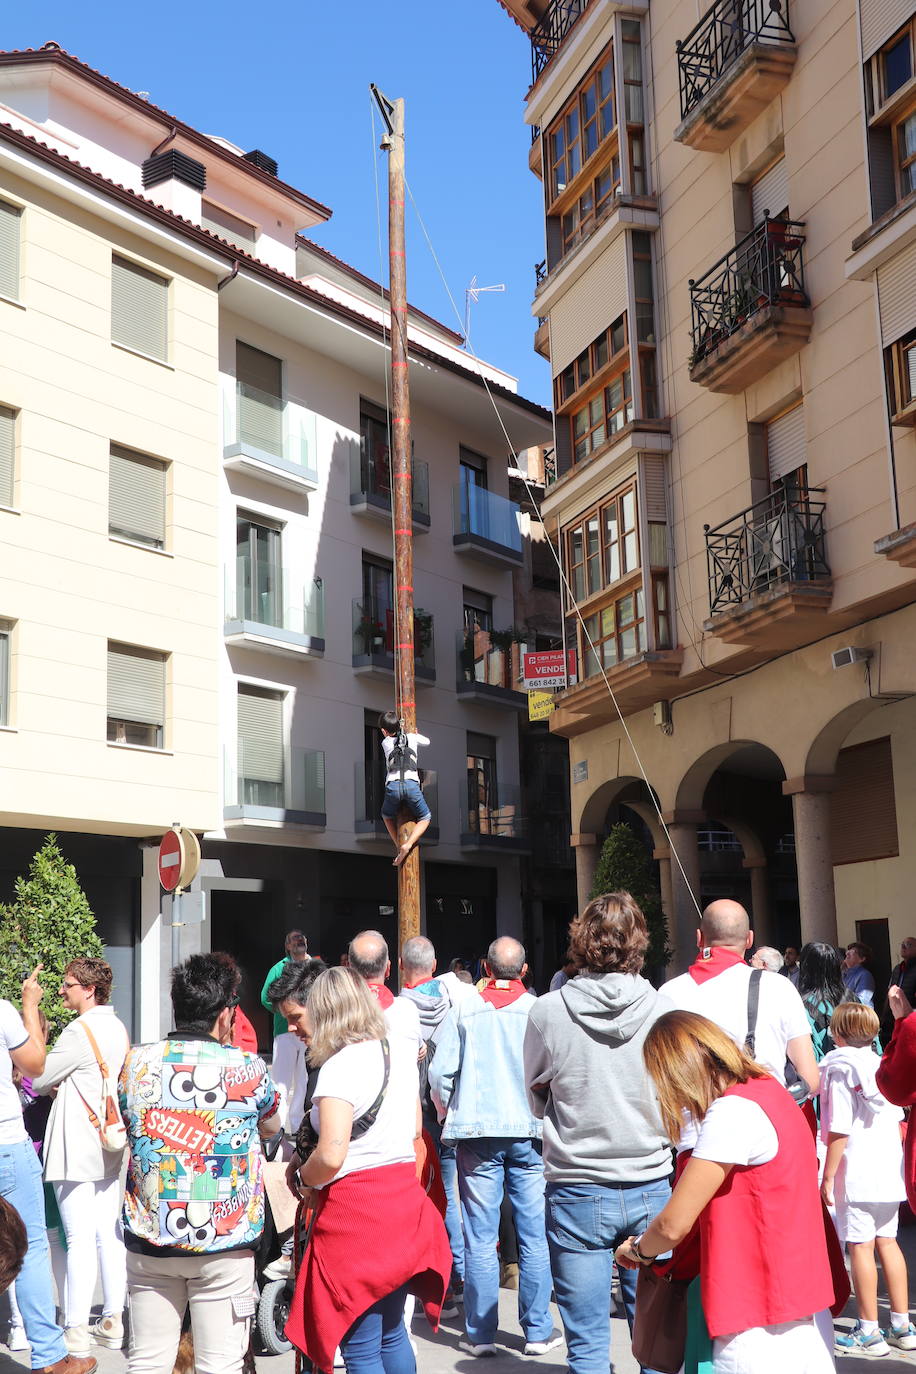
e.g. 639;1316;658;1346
464;275;505;345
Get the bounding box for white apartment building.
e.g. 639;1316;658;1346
0;43;551;1040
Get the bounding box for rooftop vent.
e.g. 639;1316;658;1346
243;149;278;177
142;148;207;192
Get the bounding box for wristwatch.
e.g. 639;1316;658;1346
632;1236;657;1265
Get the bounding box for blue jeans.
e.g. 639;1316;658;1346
426;1117;464;1282
0;1137;67;1368
381;781;430;822
545;1178;671;1374
340;1282;414;1374
457;1137;553;1346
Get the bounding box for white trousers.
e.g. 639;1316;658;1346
714;1312;836;1373
126;1248;255;1374
54;1176;127;1327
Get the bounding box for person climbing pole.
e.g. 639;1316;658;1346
378;710;432;867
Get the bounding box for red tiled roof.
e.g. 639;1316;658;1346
0;116;550;423
0;43;332;221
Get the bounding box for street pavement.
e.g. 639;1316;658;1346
4;1226;916;1373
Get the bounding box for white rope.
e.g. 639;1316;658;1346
404;177;702;921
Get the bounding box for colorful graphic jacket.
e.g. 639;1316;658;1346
119;1031;280;1255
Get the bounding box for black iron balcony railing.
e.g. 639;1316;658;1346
535;259;547;291
531;123;541;145
689;216;808;366
531;0;590;81
676;0;794;119
705;487;830;614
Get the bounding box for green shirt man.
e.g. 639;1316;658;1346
261;930;310;1037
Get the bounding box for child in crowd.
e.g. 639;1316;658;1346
378;711;431;867
820;1002;916;1356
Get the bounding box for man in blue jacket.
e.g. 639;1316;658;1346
430;936;561;1360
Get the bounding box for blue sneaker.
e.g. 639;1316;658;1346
887;1322;916;1351
835;1322;890;1356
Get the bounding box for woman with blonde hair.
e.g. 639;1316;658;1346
617;1010;837;1373
285;965;450;1374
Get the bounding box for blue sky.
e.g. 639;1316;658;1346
5;2;551;405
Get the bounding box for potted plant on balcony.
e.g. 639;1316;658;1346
358;615;385;654
414;608;434;659
459;631;476;678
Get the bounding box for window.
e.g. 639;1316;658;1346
363;708;386;818
466;732;497;833
561;160;621;254
831;737;899;865
555;316;633;468
580;587;645;674
898;108;916;196
0;199;21;303
238;685;284;808
622;20;647;195
0;620;10;727
463;588;493;635
0;405;15;508
566;483;639;603
111;255;168;361
548;48;616;201
237;514;283;626
766;405;807;488
237;342;283;459
360;399;391;500
633;232;658;417
109;445;166;549
201;201;257;245
107;642;165;748
873;20;914;107
887;329;916;419
866;20;916;211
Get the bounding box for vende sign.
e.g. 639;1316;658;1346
522;650;577;690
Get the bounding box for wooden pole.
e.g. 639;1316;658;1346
384;96;421;969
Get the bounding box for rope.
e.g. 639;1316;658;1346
403;178;703;922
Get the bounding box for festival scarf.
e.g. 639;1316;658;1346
480;978;528;1009
687;946;747;985
367;982;395;1009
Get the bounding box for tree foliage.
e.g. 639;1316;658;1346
590;822;671;977
0;835;103;1038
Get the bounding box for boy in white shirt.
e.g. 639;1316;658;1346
378;710;431;867
820;1001;916;1356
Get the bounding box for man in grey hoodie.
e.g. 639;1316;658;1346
524;893;672;1374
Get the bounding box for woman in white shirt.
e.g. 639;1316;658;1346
285;965;451;1374
34;957;129;1357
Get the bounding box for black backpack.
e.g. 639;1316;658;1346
388;727;417;782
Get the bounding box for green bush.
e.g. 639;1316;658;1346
590;822;671;976
0;835;103;1038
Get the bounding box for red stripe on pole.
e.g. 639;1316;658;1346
395;528;411;535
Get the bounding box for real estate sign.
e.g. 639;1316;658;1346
522;649;576;690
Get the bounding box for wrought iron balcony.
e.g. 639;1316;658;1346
531;0;590;82
677;0;795;122
689;217;812;392
535;259;547;292
705;487;830;617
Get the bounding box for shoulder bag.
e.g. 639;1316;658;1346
745;968;808;1104
631;1262;690;1374
76;1022;127;1152
294;1036;391;1163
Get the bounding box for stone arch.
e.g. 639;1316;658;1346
674;739;791;813
804;700;891;778
577;774;661;840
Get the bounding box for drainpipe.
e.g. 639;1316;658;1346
217;261;240;291
149;125;179;158
874;249;900;532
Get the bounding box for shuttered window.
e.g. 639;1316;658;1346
0;200;21;302
109;445;166;548
201;201;257;245
877;247;916;345
830;736;899;865
107;642;165;748
751;158;789;223
0;406;15;508
237;342;284;459
111;255;169;361
767;405;806;482
0;621;10;727
238;686;284;787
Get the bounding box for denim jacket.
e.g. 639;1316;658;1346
428;992;543;1142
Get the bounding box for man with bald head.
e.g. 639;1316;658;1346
663;900;818;1099
348;929;421;1052
430;937;560;1358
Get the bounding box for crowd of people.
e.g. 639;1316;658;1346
1;902;915;1374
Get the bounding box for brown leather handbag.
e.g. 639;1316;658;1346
631;1263;690;1374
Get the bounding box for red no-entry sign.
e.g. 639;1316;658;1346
158;828;201;892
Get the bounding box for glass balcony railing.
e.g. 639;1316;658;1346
222;379;318;487
349;442;430;524
351;598;436;677
460;782;528;844
224;744;326;824
226;559;324;642
452;485;523;560
457;629;525;696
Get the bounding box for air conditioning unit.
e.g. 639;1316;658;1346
831;646;872;670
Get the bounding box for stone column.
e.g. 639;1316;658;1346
654;847;674;965
744;860;770;945
570;833;600;912
783;777;838;946
663;816;704;972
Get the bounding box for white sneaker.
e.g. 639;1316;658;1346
459;1339;498;1357
887;1322;916;1351
7;1326;29;1351
64;1323;91;1355
525;1334;564;1356
90;1313;124;1349
263;1255;293;1280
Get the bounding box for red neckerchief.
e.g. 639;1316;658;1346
368;983;395;1009
481;978;528;1009
687;947;747;984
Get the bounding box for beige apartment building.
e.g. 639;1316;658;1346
0;44;559;1039
499;0;916;980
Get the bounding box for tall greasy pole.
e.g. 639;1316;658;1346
373;87;421;969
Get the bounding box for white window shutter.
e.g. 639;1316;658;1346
107;644;165;726
0;200;21;301
111;256;168;360
0;622;9;727
237;342;284;457
752;158;789;223
767;405;806;482
238;688;284;784
0;407;14;507
109;446;166;546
